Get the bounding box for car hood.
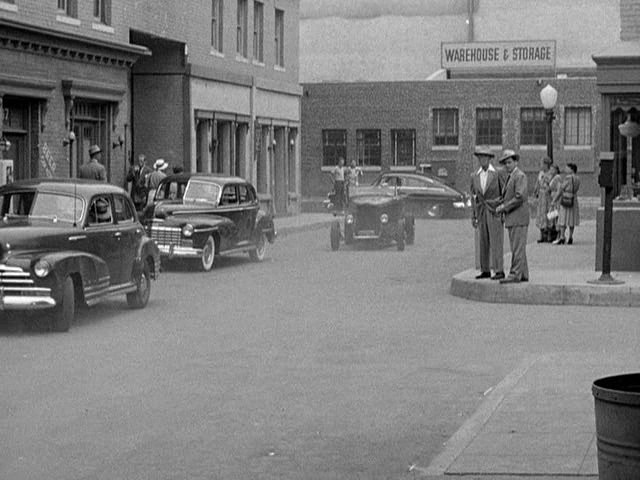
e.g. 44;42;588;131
0;218;75;255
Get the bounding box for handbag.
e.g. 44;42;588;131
547;208;559;220
560;176;574;208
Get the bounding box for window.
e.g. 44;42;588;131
93;0;111;24
356;130;381;167
391;129;416;166
88;196;113;225
58;0;77;17
433;108;459;146
275;8;284;67
237;0;248;57
238;184;249;203
211;0;224;52
476;108;502;145
220;185;238;205
565;107;592;146
520;108;547;145
113;195;134;223
322;130;347;167
253;1;264;62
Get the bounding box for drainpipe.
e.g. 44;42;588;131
467;0;475;42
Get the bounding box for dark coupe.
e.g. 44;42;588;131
0;179;160;332
142;174;276;271
330;187;414;251
371;172;471;218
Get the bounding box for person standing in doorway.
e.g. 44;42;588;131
496;149;529;284
126;154;153;212
470;146;505;280
79;145;107;181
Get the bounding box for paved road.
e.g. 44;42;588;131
1;219;637;480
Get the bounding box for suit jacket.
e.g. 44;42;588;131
470;166;503;217
79;160;107;181
501;166;529;227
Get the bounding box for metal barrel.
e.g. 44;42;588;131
592;373;640;479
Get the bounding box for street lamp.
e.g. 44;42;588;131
617;114;640;201
540;84;558;162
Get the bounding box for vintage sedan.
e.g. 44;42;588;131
0;179;160;332
370;172;471;219
330;188;414;251
142;174;276;271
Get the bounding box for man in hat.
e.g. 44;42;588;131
496;149;529;284
127;153;153;212
79;144;107;181
470;146;505;280
146;158;168;192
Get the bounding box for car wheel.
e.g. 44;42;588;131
127;260;151;309
344;223;354;244
200;235;215;271
405;215;415;245
330;221;341;251
427;204;444;219
396;219;406;251
49;276;75;332
249;232;267;262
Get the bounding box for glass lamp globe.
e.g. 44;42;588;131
540;84;558;110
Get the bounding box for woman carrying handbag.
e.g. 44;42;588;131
552;163;580;245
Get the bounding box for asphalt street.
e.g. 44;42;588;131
1;219;638;480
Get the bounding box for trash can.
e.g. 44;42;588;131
592;373;640;479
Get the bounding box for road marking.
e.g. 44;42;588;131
418;355;539;476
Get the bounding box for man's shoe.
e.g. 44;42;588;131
499;275;521;284
491;272;505;280
475;272;491;279
521;277;529;282
567;237;573;245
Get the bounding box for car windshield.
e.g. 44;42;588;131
183;180;221;205
0;191;84;223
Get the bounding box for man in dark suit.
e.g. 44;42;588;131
470;146;504;280
79;144;107;182
496;149;529;284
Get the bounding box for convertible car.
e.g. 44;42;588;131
0;179;160;332
142;174;276;271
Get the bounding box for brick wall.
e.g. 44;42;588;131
301;78;600;201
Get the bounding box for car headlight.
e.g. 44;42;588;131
380;213;389;224
346;214;354;224
34;259;51;278
453;201;466;209
182;224;194;237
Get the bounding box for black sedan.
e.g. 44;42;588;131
369;172;471;219
142;174;276;271
0;179;160;331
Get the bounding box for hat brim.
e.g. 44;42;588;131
474;152;495;158
499;154;519;164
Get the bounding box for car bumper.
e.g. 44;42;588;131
157;244;202;259
0;294;56;310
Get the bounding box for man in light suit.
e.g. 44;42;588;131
496;149;529;284
470;146;505;280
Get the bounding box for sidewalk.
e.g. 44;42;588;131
450;220;640;306
273;212;335;237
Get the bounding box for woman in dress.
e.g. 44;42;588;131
547;164;562;242
533;156;554;242
552;163;580;245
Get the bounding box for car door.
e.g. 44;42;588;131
237;183;257;242
113;194;141;285
217;184;242;249
85;195;123;285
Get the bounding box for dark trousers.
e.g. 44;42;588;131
507;225;529;280
478;209;504;274
334;180;345;208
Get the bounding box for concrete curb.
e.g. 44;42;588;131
450;268;640;306
274;219;335;238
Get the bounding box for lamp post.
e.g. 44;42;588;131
540;84;558;162
63;131;76;177
617;114;640;201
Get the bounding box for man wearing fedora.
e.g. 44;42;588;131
470;146;505;280
146;158;169;191
79;144;107;181
496;149;529;284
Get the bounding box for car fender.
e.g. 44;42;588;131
256;210;276;243
134;235;161;280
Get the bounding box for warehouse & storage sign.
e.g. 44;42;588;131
441;40;556;69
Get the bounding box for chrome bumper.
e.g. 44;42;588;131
0;294;56;310
158;244;202;259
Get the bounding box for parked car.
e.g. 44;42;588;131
330;187;414;251
142;174;276;271
369;172;471;219
0;178;160;332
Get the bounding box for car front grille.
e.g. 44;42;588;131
150;221;183;247
355;206;380;232
0;264;50;297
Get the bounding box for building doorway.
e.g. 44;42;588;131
71;100;110;178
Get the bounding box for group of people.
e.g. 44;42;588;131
533;158;581;246
331;157;363;210
471;146;581;284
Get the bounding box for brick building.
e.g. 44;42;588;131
0;0;301;215
299;0;620;210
